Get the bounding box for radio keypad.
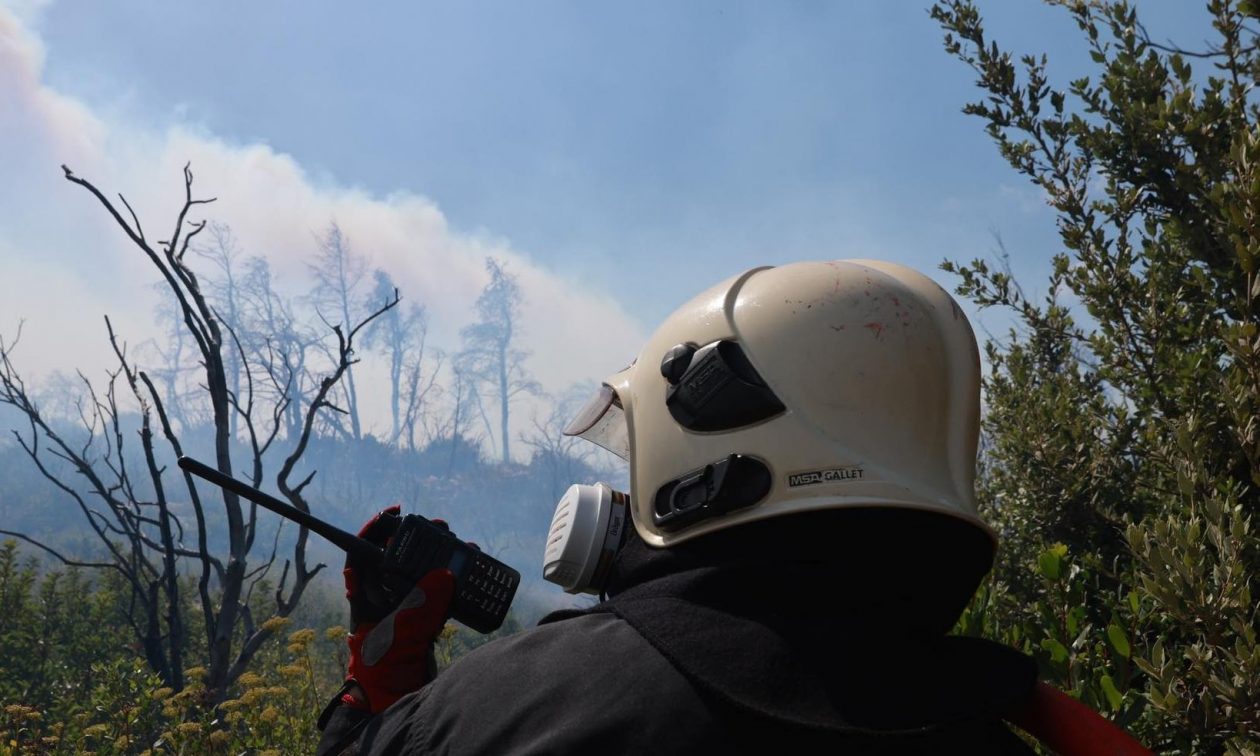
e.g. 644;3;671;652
457;552;520;630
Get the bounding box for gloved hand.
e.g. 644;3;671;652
341;505;456;714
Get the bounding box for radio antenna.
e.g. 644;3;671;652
177;456;383;564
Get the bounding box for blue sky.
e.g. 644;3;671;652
0;0;1213;410
29;0;1077;320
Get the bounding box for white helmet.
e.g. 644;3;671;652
564;259;991;549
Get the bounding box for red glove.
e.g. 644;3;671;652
341;505;456;713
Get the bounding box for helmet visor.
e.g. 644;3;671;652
563;384;629;459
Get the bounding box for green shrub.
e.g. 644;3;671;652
934;1;1260;751
0;548;532;753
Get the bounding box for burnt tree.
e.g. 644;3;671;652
0;165;398;700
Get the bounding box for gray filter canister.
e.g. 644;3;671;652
542;483;627;594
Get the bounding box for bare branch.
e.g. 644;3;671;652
291;469;317;499
1134;18;1258;60
118;193;145;242
176;219;208;263
138;367;220;636
0;530;121;572
63;166;214;359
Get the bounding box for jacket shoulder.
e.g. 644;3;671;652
360;612;722;755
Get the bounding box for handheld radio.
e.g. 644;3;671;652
177;456;519;633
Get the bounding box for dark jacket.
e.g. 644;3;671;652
319;509;1039;755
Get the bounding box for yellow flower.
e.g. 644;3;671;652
261;615;292;633
325;625;347;641
176;722;202;735
260;705;280;723
278;663;305;678
113;735;131;749
239;688;266;706
218;699;242;711
151;687;174;701
209;730;231;746
237;672;264;688
184;666;207;680
288;628;316;645
261;750;282;756
82;724;108;738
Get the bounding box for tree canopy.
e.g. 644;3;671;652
933;0;1260;750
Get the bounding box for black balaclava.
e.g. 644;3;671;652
604;507;997;640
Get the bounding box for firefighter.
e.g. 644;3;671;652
317;260;1148;755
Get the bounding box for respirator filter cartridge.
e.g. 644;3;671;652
541;483;629;595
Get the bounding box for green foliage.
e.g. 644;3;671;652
958;544;1147;726
933;0;1260;751
0;544;534;753
0;625;339;754
0;542;133;714
0;563;347;754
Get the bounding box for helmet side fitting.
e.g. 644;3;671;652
606;260;992;550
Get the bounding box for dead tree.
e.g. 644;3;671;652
193;223;247;439
309;224;369;441
235;256;321;444
401;342;444;453
0;319;191;688
521;384;612;501
456;258;539;464
0;165;398;701
362;270;434;446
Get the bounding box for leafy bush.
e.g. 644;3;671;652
0;543;538;753
0;587;345;754
934;1;1260;751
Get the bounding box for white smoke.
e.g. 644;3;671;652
0;5;645;446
